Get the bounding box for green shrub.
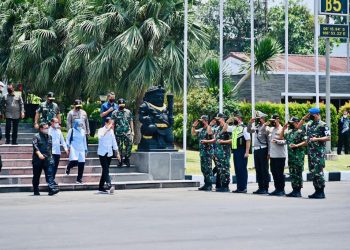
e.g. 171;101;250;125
339;102;350;117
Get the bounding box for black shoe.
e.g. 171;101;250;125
286;189;302;198
65;166;70;175
98;188;108;194
216;187;230;192
198;185;212;191
11;142;18;145
308;188;325;199
48;189;59;196
269;190;285;196
118;160;123;168
253;189;268;195
5;141;10;145
124;158;130;168
33;191;40;196
232;189;247;193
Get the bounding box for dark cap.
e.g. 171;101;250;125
269;114;280;121
74;99;83;107
118;98;126;105
288;116;300;123
47;92;55;100
215;113;227;119
200;115;209;121
233;111;243;118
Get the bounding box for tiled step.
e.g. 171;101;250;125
0;165;137;175
2;158;121;168
0;180;200;193
0;172;152;185
0;144;98;153
1;151;99;159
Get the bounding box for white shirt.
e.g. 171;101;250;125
97;126;118;157
48;127;68;155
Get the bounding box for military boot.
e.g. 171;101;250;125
286;188;302;198
198;185;212;191
308;187;325;199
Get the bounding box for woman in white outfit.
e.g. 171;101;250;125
65;119;88;184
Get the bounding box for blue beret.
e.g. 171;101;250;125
308;107;320;114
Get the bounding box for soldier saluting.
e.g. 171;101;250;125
299;107;331;199
191;115;213;191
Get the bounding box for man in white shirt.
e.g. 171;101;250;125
98;117;121;194
49;118;68;183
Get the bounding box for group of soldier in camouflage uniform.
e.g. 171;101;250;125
192;107;331;199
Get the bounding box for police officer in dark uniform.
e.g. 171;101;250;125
32;123;59;196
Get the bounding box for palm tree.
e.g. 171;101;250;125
232;36;282;93
201;57;235;98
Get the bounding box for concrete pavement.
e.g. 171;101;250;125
0;182;349;250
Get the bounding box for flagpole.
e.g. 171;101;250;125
284;0;289;122
183;0;188;166
314;0;320;108
250;0;255;116
219;0;224;113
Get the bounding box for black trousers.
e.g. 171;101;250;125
270;158;286;191
254;147;270;191
67;161;85;182
5;118;19;144
337;132;350;154
99;154;112;189
52;154;61;180
32;158;56;192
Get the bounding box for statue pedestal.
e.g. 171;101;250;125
130;152;185;180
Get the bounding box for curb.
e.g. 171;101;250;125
185;171;350;184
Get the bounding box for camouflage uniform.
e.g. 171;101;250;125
111;108;133;161
214;126;231;189
36;101;60;124
195;127;213;186
285;128;306;189
305;120;330;189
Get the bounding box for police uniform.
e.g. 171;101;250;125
228;119;250;193
32;131;58;196
305;108;330;199
284;117;306;197
111;100;133;167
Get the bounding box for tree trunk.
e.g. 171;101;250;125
232;69;252;93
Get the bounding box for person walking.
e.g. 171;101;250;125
65;119;88;184
48;118;68;182
266;114;287;196
299;108;331;199
337;110;350;155
1;84;25;145
111;98;134;167
280;117;307;197
247;111;270;195
97;117;120;194
191;115;214;191
32;123;59;196
100;92;118;124
67;99;90;141
228;113;251;193
34;92;60;129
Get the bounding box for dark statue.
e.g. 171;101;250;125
138;86;176;152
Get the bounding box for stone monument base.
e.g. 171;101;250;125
130;152;185;180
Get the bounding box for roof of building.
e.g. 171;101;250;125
225;52;348;73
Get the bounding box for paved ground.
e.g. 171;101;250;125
0;182;350;250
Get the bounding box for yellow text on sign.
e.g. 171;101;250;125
325;0;342;12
